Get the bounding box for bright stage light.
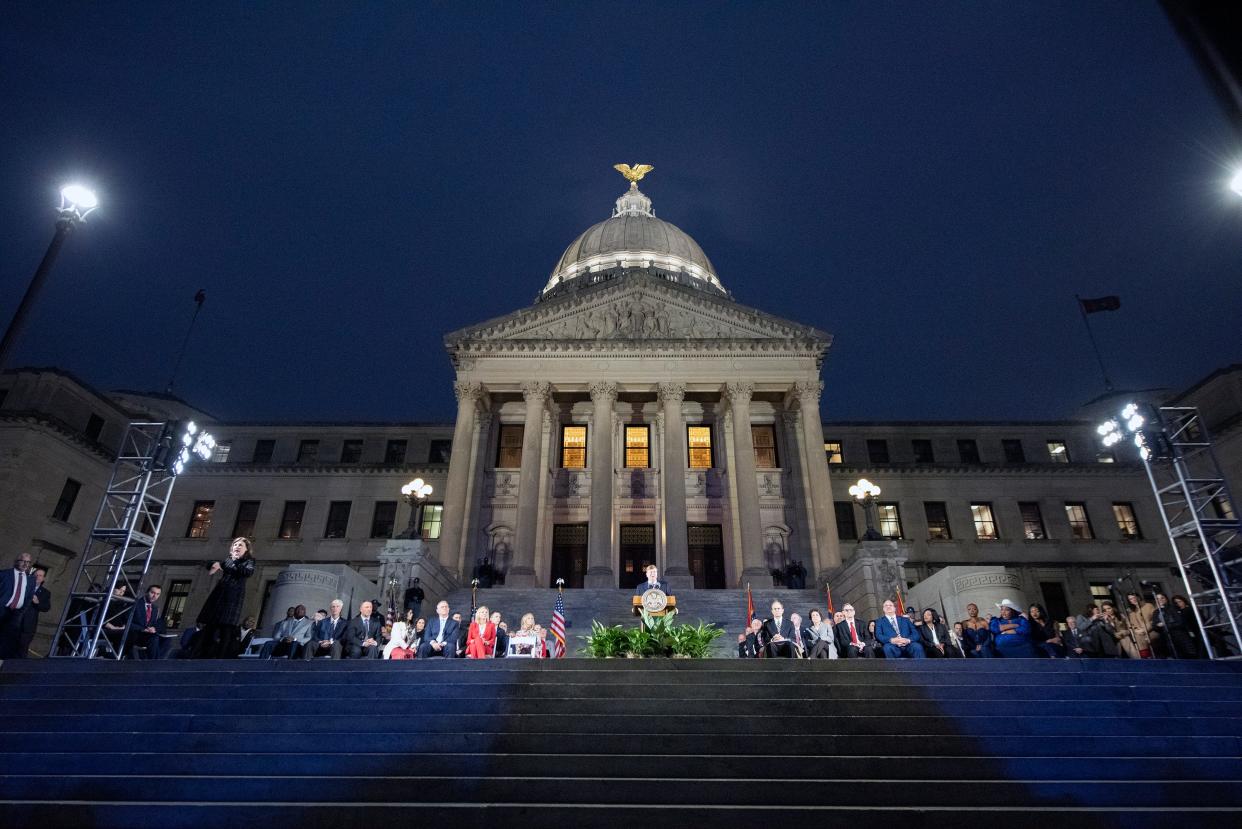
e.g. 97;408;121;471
1231;169;1242;196
60;184;98;210
164;420;216;476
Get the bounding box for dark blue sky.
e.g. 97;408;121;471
2;3;1238;423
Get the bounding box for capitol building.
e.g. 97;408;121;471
2;170;1239;645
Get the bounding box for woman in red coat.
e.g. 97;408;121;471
465;605;496;659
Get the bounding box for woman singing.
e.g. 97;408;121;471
195;537;256;658
465;605;497;658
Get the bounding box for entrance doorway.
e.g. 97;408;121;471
550;523;588;588
688;523;726;589
619;524;656;590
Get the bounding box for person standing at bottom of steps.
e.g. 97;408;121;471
195;537;256;659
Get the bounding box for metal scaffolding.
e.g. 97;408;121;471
1141;406;1242;659
51;422;178;658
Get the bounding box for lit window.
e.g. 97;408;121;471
877;502;903;539
1112;502;1141;540
1019;502;1046;539
624;425;650;468
971;502;998;540
1047;441;1070;463
752;425;778;468
1090;583;1112;604
211;442;232;463
924;502;951;540
1096;451;1115;463
562;425;587;469
497;425;524;468
278;501;306;539
1065;502;1094;539
164;580;192;629
186;500;215;538
688;426;713;469
420;503;444;539
824;441;843;464
323;501;352;539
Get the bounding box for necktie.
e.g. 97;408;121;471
794;627;802;647
8;571;25;609
145;604;152;626
849;621;859;645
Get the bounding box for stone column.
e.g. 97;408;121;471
725;382;768;585
437;381;484;571
585;381;618;587
508;381;551;587
793;380;842;571
658;382;692;589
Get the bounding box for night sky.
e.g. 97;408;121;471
2;3;1238;425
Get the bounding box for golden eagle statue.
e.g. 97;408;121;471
614;163;654;184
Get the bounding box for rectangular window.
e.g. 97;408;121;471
211;442;232;463
163;580;192;630
296;440;319;464
1112;502;1142;540
624;425;650;469
1019;502;1046;539
51;478;82;522
1048;440;1070;463
912;439;935;464
428;439;452;463
1090;583;1112;604
688;425;713;469
323;501;352;539
278;501;306;539
251;439;275;464
924;502;951;540
496;424;524;468
867;439;889;464
877;502;903;539
752;425;778;468
419;503;444;540
835;501;857;540
971;502;998;540
185;500;215;538
824;441;843;464
1096;451;1115;463
384;439;407;465
561;425;588;469
1002;439;1026;463
232;500;260;539
84;413;105;442
370;501;397;539
339;439;363;464
1065;502;1094;540
957;439;981;464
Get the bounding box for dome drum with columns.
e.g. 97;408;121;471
439;167;837;591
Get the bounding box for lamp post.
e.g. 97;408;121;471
0;184;99;371
398;477;433;539
849;478;884;541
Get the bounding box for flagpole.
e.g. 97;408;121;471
1075;294;1114;392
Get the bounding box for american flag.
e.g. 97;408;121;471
550;591;567;658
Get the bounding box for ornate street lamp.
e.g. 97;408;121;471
0;184;100;370
849;477;884;541
398;477;433;539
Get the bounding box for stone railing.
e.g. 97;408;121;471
552;469;591;499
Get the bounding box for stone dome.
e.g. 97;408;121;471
539;183;728;301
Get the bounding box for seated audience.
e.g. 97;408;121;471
1075;604;1117;658
466;605;497;658
260;604;311;659
1028;604;1065;658
384;609;416;659
1062;614;1086;657
304;599;349;659
918;608;950;657
961;603;996;658
806;609;837;659
989;599;1037;658
948;622;968;658
737;618;764;658
762;600;796;658
235;616;258;657
174;622;203;658
866;619;884;658
834;604;869;658
788;612;809;658
491;611;508;659
832;610;845;627
127;584;166;660
418;601;459;658
875;599;925;659
342;600;383;659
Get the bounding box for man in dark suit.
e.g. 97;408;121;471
418;600;459;658
634;564;668;595
834;603;870;658
14;564;51;659
1063;614;1087;657
737;618;764;658
875;600;926;659
0;552;38;657
127;584;167;659
303;599;349;659
342;600;383;659
761;600;796;658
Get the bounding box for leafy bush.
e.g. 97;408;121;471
584;610;723;658
582;620;627;658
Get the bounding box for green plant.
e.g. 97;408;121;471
581;620;627;658
582;610;725;659
670;619;725;658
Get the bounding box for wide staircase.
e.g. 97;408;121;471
441;586;818;655
2;657;1241;827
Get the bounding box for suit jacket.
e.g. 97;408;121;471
738;633;762;658
128;597;166;634
424;616;460;648
313;615;348;644
343;614;383;649
466;620;497;658
1063;626;1086;654
834;619;868;656
0;568;38;613
919;621;950;652
634;579;669;595
761;617;794;643
875;615;919;646
17;585;51;640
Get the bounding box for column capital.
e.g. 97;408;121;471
657;382;686;404
454;380;486;405
588;380;618;405
791;380;824;405
521;381;552;404
723;381;754;405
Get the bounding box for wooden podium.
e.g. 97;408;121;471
632;594;677;617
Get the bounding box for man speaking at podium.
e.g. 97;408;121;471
635;564;668;595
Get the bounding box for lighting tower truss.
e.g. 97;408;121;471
51;422;179;659
1138;406;1242;659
